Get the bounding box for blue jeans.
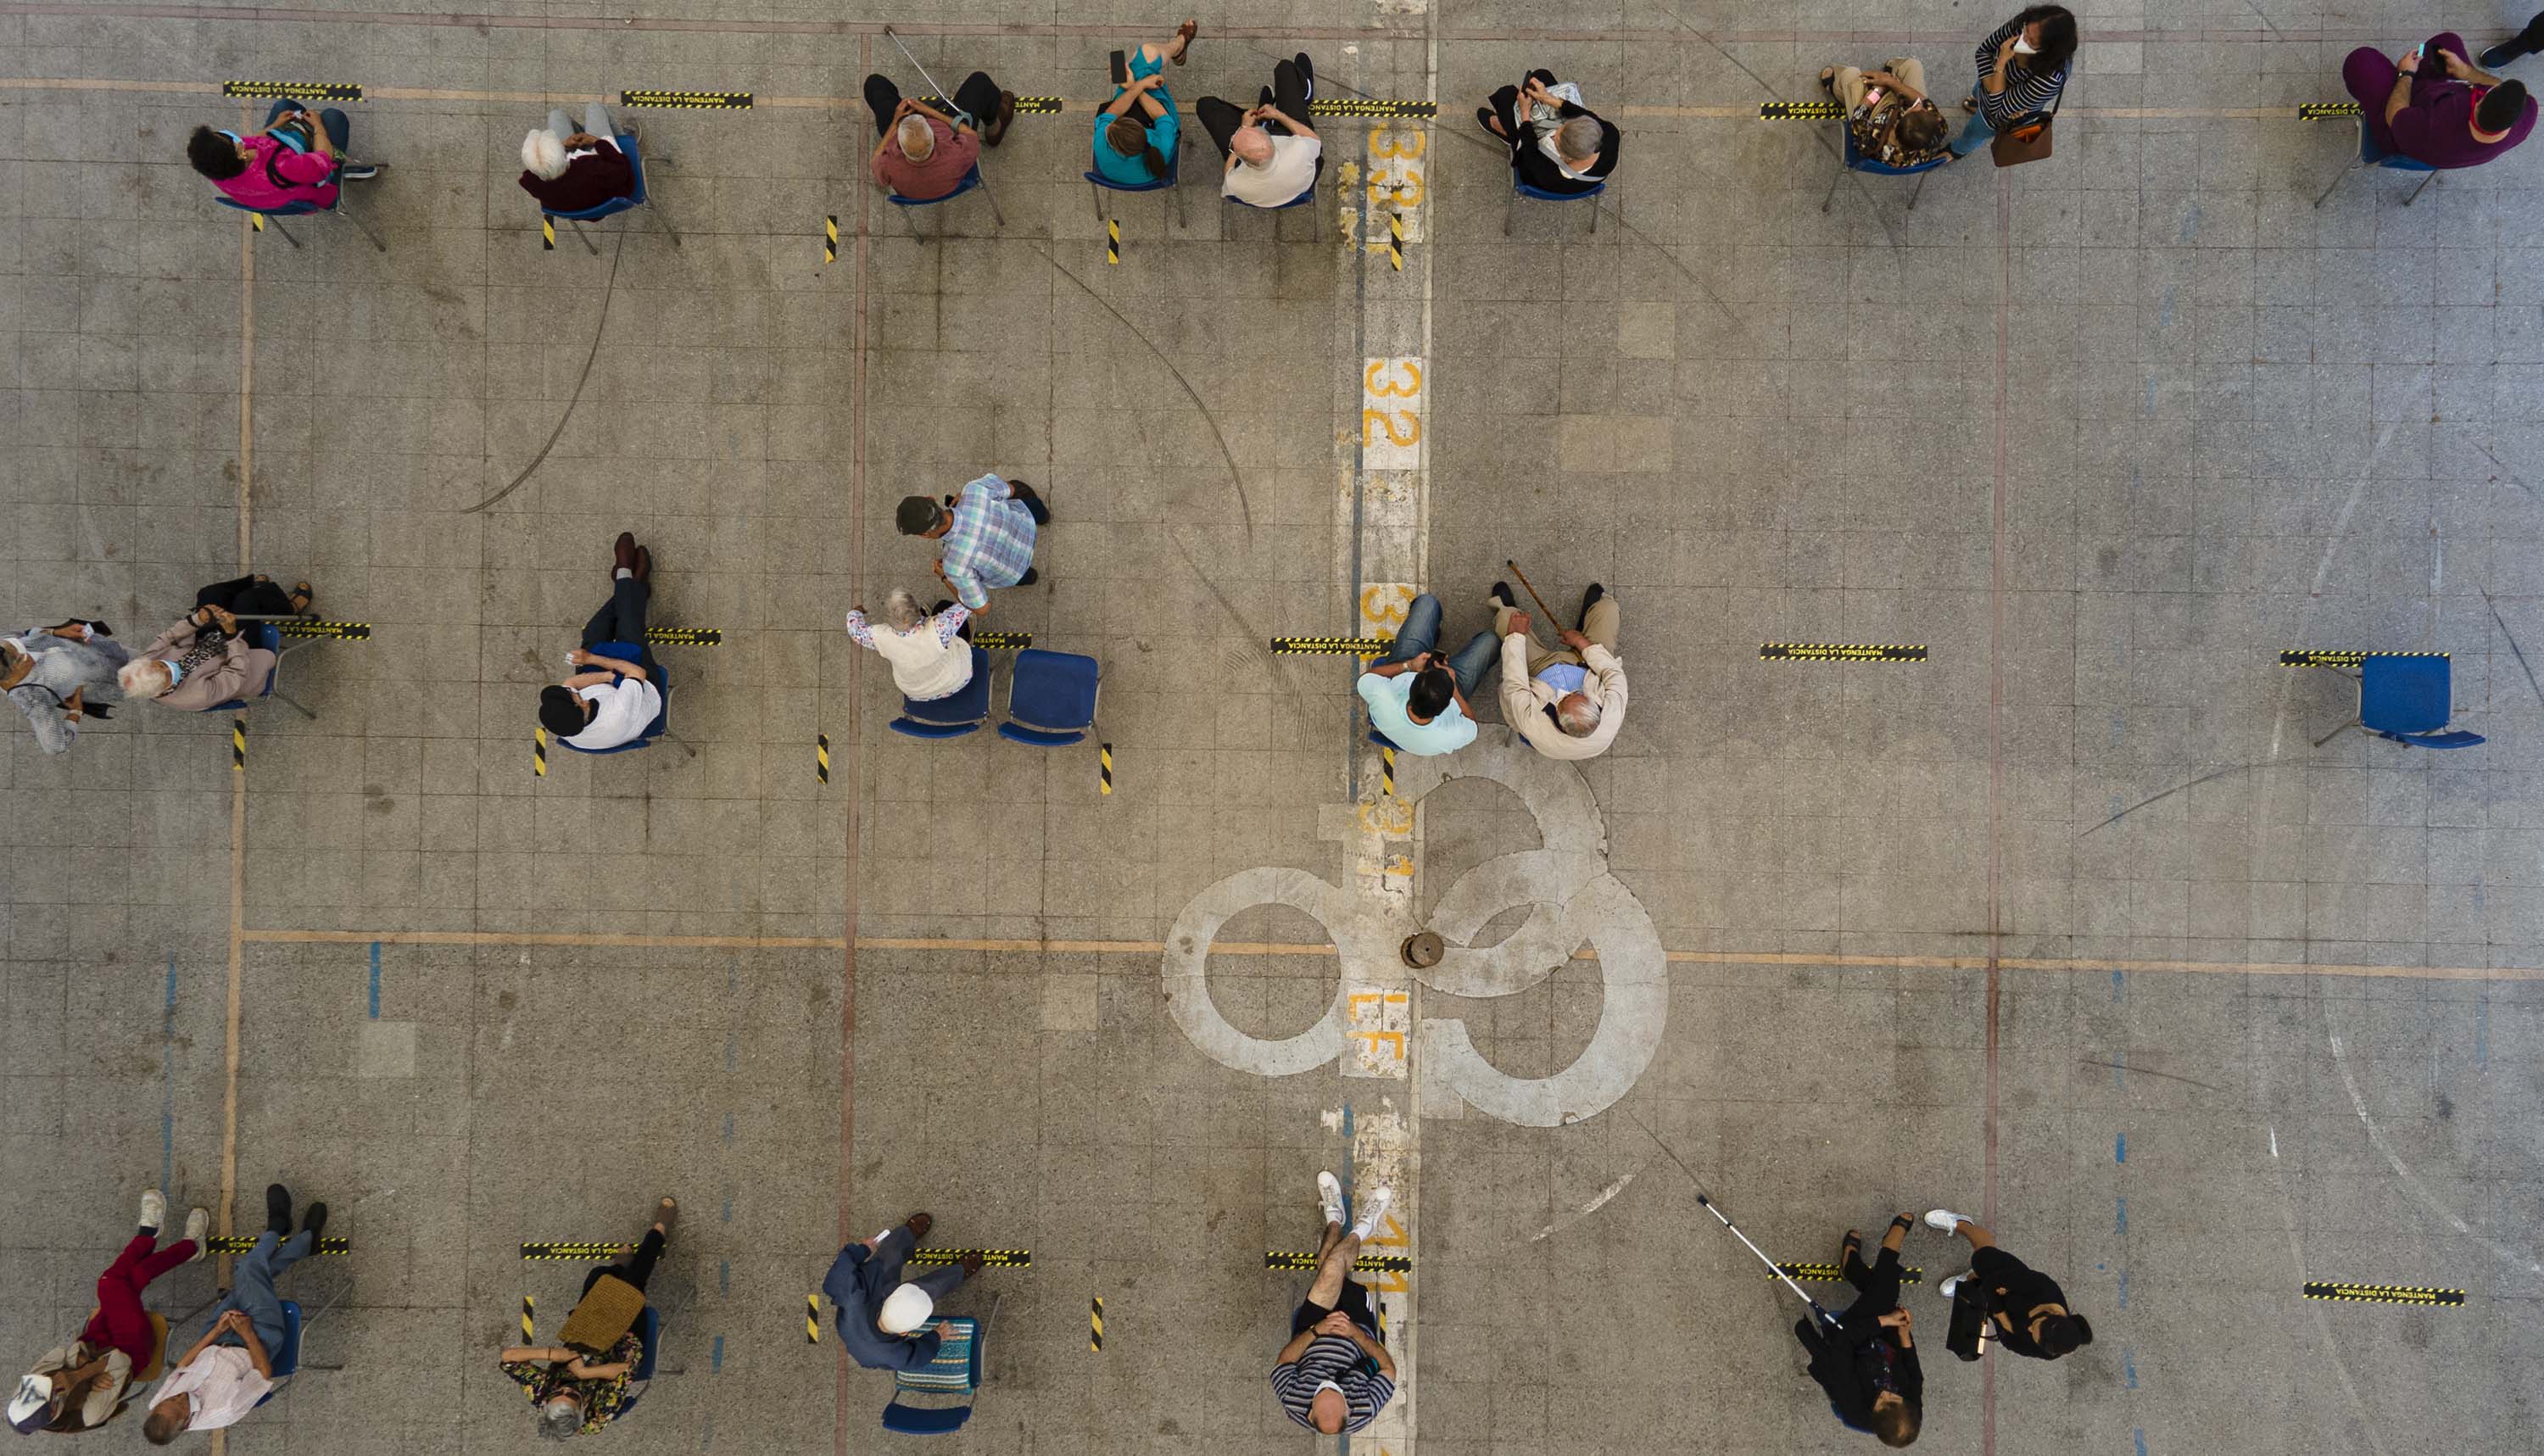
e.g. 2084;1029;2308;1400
1378;593;1498;697
264;98;349;153
1948;88;1994;157
208;1229;312;1353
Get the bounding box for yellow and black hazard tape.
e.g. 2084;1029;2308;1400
521;1294;534;1341
225;80;361;101
249;215;265;232
231;715;246;772
1760;99;1845;120
275;619;371;639
520;1241;632;1261
907;1247;1030;1268
1099;742;1113;795
1106;217;1121;265
914;94;1063;114
1380;744;1395;798
823;215;838;265
2281;649;2447;667
1778;1261;1922;1286
1090;1296;1104;1353
806;1293;821;1342
645;626;722;646
1272;636;1393;656
817;734;831;784
2300;101;2363;120
1264;1251;1412;1272
971;631;1033;650
2303;1281;2463;1305
1760;642;1928;661
1308;98;1437;118
542;215;556;250
205;1235;349;1255
533;727;548;777
621;89;750;109
1367;209;1404;271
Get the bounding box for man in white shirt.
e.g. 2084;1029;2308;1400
539;532;666;751
1488;581;1626;761
1198;53;1320;206
142;1183;323;1443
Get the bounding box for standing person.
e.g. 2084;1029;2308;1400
1476;70;1621;194
2481;12;2544;69
846;590;974;702
863;66;1016;200
118;575;314;713
896;474;1050;613
1356;591;1493;756
142;1183;326;1443
2341;36;2535;168
1197;53;1321;205
518;101;635;213
7;1191;209;1435
3;619;130;754
499;1197;676;1439
185;100;377;209
1947;6;2077;159
1270;1171;1397;1436
1487;581;1626;761
538;533;663;752
824;1213;984;1374
1923;1208;2093;1360
1795;1213;1924;1448
1094;22;1198;185
1819;57;1953;167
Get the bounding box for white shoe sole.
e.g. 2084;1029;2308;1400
1923;1208;1970;1233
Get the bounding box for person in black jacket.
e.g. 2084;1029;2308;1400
1925;1208;2092;1359
1476;70;1620;194
1795;1213;1923;1447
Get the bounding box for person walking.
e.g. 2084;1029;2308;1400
1487;581;1626;761
538;533;664;751
1947;6;2077;159
1270;1172;1398;1435
1356;591;1493;756
499;1197;676;1439
896;475;1049;613
825;1213;983;1374
8;1190;209;1434
2341;34;2535;169
1795;1213;1923;1447
2480;11;2544;69
1923;1208;2092;1359
3;619;130;754
142;1183;326;1443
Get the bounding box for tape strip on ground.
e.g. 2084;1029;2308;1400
1264;1251;1412;1272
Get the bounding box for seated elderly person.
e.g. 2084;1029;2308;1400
499;1197;674;1440
518;101;635;213
863;68;1015;201
1822;58;1952;167
4;619;129;753
1477;70;1620;195
1487;582;1626;761
118;576;311;714
1197;53;1321;205
846;590;974;702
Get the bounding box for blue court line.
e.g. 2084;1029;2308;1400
2116;1132;2126;1163
2135;1428;2149;1456
2118;1268;2129;1308
721;1194;732;1223
722;1113;734;1144
2111;968;2123;1001
710;1334;724;1372
718;1259;730;1296
368;940;381;1018
699;1414;714;1452
160;959;177;1192
2116;1197;2127;1235
2124;1348;2138;1389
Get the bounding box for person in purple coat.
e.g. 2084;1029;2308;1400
2343;33;2535;168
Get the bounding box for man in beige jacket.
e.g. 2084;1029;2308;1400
1487;580;1626;761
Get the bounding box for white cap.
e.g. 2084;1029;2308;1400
877;1283;934;1335
8;1372;56;1433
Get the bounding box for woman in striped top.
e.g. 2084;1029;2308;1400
1948;6;2078;158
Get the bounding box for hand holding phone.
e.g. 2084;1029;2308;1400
1109;49;1128;86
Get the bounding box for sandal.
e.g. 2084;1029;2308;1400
287;581;314;614
1818;66;1837;96
652;1196;678;1239
1171;18;1197;63
1838;1229;1862;1265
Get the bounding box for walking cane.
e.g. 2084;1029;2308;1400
1697;1194;1844;1334
880;26;1007;223
1498;559;1562;645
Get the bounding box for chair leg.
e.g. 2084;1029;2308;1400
569;218;600;255
2312;156;2359;209
649;195;682;247
1503;186;1514;237
1822;160;1845;214
2312;720;2357;748
267;215;304;248
1091;177;1103;224
903;205;923;240
335;199;388;254
267;690;317;721
974;171;1007;226
1907;171;1928;210
2402;169;2438;206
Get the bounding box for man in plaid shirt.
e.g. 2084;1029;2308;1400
898;474;1050;611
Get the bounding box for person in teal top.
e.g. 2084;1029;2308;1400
1094;21;1197;185
1355;591;1493;756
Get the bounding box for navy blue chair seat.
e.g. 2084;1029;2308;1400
890;165;1006;235
996;650;1099;747
2315;654;2485;750
890;646;993;739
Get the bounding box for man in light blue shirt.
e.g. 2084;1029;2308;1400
1355;591;1497;756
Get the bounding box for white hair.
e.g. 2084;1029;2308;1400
1556;694;1602;737
521;128;568;180
896;115;935;159
1230;127;1273;165
1554;115;1602;165
884;589;926;632
118;659;172;699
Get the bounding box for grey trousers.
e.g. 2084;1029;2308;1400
544;102;616;142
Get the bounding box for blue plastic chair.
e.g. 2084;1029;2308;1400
2314;116;2441;209
204;621;318;721
890;646;993;739
1505;171;1604;235
215;165;388;252
611;1305;663;1420
2316;654;2485;749
556;639;667;755
1085;124;1186;231
251;1301;303;1408
879;1310;987;1436
1822;123;1948;213
542;132;680;252
996;650;1099;747
889;165;1006;238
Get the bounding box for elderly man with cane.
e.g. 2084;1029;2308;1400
864;28;1016;202
1489;564;1626;760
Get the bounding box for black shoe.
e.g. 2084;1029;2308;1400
1577;582;1605;628
1296;53;1314;102
1489;582;1515;608
2480;39;2530;69
1477;105;1502;139
1259;84;1275;109
265;1184;292;1236
1017;567;1040;587
299;1202;328;1242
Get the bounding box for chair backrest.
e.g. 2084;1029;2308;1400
2357;116;2438;171
1514;176;1603;202
1085;127;1181;192
890;166;982;208
631;1305;661;1382
1369;728;1401;752
206;622;286;711
880;1401;974;1435
544;135;646;220
215;195;330;218
2357;654;2451;735
555;639;667;754
997;649;1098;745
2380;728;2485;750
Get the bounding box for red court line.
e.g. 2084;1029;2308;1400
1978;163;2014;1456
834;36;868;1456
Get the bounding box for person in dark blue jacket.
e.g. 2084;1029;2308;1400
823;1213;981;1372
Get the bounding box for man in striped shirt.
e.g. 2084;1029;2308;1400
898;474;1050;611
1269;1173;1398;1434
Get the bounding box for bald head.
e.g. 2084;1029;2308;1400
1308;1386;1348;1433
1230;126;1274;166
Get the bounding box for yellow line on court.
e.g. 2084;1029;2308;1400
240;929;847;949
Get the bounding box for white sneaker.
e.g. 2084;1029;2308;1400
1939;1273;1967;1300
1352;1185;1393;1240
138;1189;166;1236
182;1208;211;1260
1316;1171;1346;1227
1923;1208;1972;1234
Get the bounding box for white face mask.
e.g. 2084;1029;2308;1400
2012;35;2038;54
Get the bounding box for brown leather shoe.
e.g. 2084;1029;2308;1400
906;1211;934;1240
613;531;637;576
983;89;1017;146
632;545;651;583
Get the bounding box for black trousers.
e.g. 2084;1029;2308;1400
1487;68;1560;142
582;1229;664;1297
581;575;660;672
1197;55;1311;158
196;574;297;616
1842;1244;1903;1317
863;70;1003;136
1288;1275;1377;1338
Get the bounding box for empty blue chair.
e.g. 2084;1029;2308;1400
555;639;667;755
1822;124;1947;213
889;165;1005;237
2314;116;2440;209
880;1311;986;1436
891;646;993;739
541;131;680;252
252;1300;303;1408
1085;126;1186;230
2314;654;2485;750
997;650;1099;747
215;167;388;252
1505;173;1604;235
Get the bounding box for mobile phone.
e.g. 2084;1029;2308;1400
1109;49;1128;86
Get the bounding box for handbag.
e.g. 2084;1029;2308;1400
557;1274;646;1354
1989;86;2060;167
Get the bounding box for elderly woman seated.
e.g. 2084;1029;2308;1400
118;575;310;713
499;1197;674;1441
518;101;636;214
845;589;974;702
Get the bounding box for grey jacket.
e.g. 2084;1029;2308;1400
3;626;131;754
